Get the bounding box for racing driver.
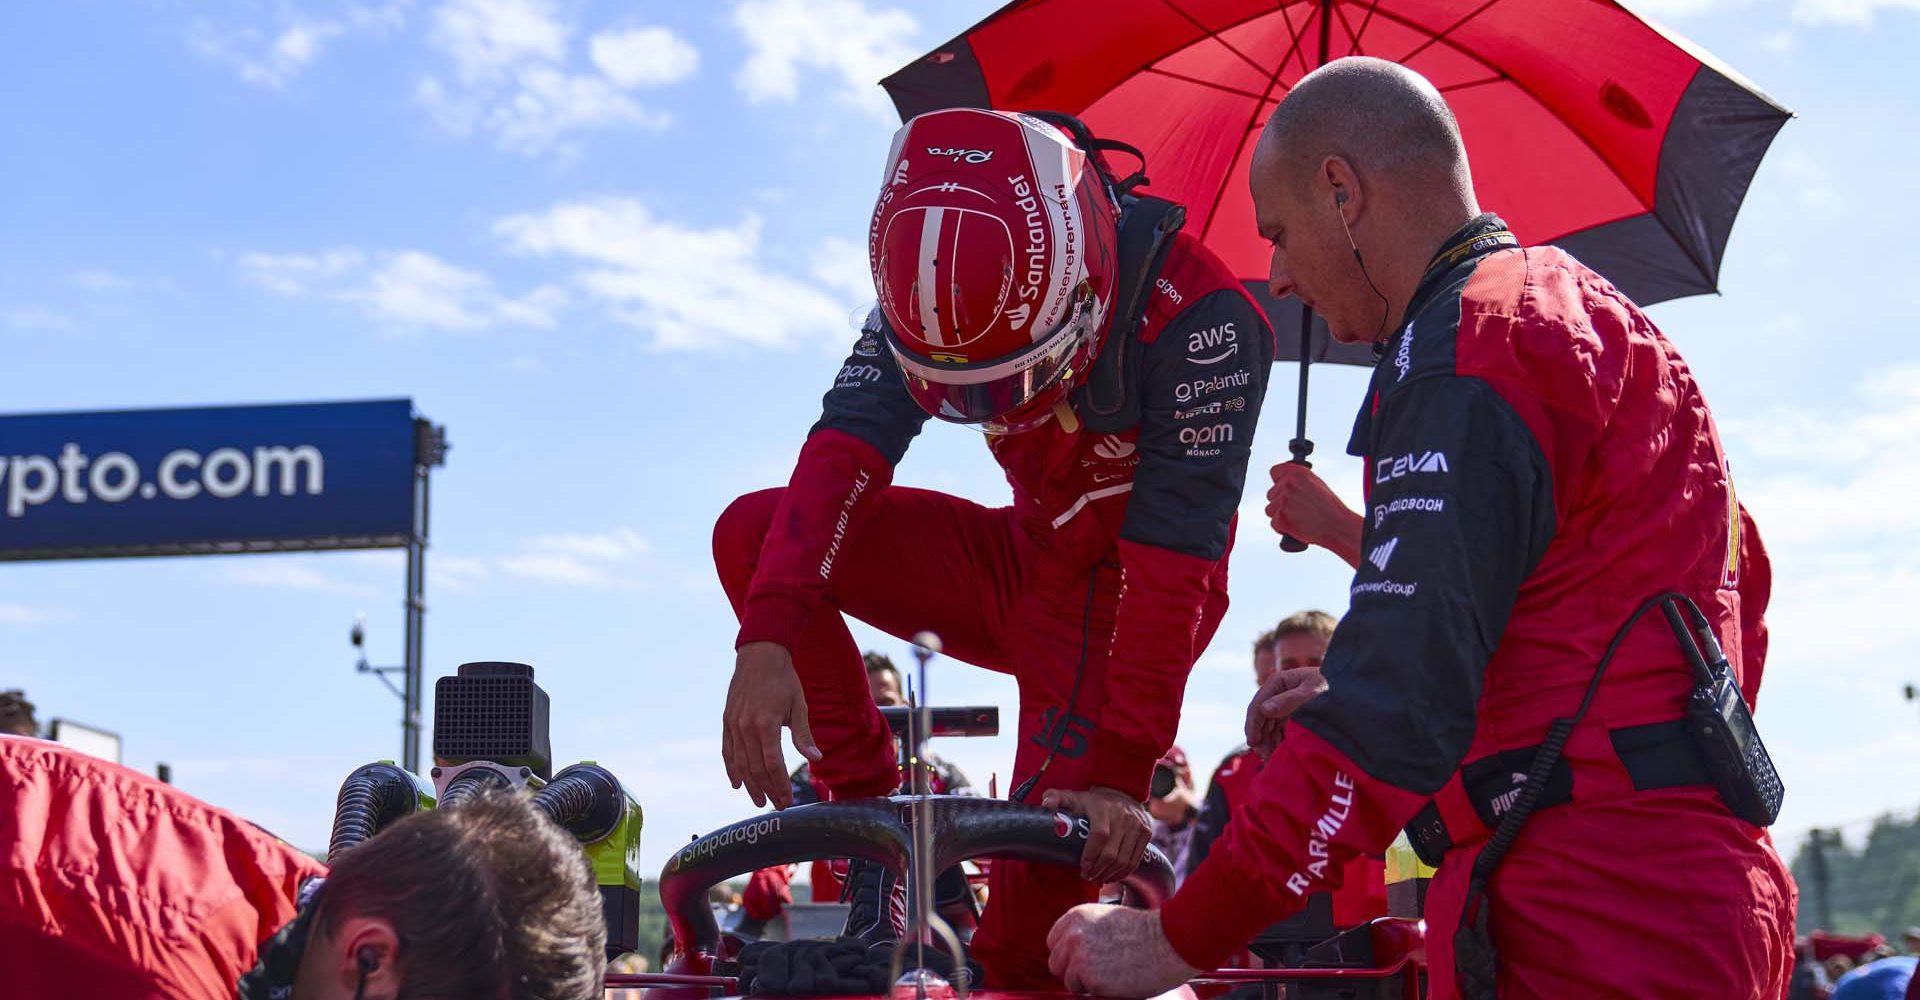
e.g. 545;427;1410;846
1048;58;1795;999
714;107;1274;987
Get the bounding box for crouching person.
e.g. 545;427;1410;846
0;735;606;1000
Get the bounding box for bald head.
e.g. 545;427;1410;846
1258;57;1470;200
1248;58;1482;345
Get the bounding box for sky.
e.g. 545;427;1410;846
1;0;1917;883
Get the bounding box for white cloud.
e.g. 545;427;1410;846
1719;366;1920;773
225;559;384;598
811;237;876;306
193;17;343;88
238;249;367;296
348;550;491;592
4;308;75;332
355;250;567;330
431;0;565;83
591;25;699;88
190;3;408;89
1630;0;1920;25
732;0;917;116
495;196;861;350
238;247;565;332
69;269;157;293
1624;0;1741;16
418;0;686;155
1792;0;1920;24
0;604;68;626
432;555;493;591
497;529;652;587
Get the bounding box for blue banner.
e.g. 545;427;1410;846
0;400;421;559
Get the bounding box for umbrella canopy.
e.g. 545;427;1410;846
882;0;1792;367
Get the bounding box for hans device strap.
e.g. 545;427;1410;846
1074;194;1185;428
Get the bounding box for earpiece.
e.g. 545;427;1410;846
1333;189;1349;207
357;947;379;975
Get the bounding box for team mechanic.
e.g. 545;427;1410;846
713;107;1274;988
1048;58;1797;999
0;736;605;1000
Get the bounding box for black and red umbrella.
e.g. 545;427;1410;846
882;0;1789;543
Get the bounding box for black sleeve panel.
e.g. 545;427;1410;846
1121;289;1275;560
809;309;931;466
1294;375;1557;795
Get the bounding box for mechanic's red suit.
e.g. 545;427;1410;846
1189;745;1385;927
715;221;1274;987
1162;216;1797;998
0;735;325;1000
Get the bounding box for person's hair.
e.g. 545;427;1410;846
1260;56;1470;200
1252;629;1279;656
863;651;901;688
0;690;39;737
1273;610;1338;643
321;789;605;1000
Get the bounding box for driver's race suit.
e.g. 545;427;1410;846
1159;216;1796;999
0;735;324;1000
714;227;1273;988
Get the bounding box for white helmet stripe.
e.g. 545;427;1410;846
1020;123;1080;344
917;207;946;345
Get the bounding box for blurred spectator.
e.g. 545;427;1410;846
1188;611;1385;925
1146;746;1199;884
1831;956;1917;1000
866;652;906;706
0;690;39;737
1251;629;1278;685
1906;928;1920;956
1189;611;1338;871
1790;937;1834;1000
1831;955;1861;983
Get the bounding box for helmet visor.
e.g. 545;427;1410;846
888;286;1098;426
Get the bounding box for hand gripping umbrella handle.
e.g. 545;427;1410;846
1280;303;1316;554
1278;444;1313;554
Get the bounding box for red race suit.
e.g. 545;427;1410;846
0;736;325;1000
715;223;1273;988
1161;216;1796;999
1190;745;1386;928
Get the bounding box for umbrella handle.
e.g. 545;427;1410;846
1280;302;1317;554
1278;439;1315;554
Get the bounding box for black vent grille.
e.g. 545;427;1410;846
434;663;552;778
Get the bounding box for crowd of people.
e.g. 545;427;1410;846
1783;931;1920;1000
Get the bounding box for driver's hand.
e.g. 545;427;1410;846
723;641;822;809
1041;786;1152;883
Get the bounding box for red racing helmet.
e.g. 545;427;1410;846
869;108;1120;433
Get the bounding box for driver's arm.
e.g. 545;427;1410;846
735;312;931;650
1090;287;1273;795
1158;374;1555;969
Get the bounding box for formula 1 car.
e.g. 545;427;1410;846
611;790;1427;1000
611;690;1427;1000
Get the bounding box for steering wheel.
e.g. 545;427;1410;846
658;795;1177;973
